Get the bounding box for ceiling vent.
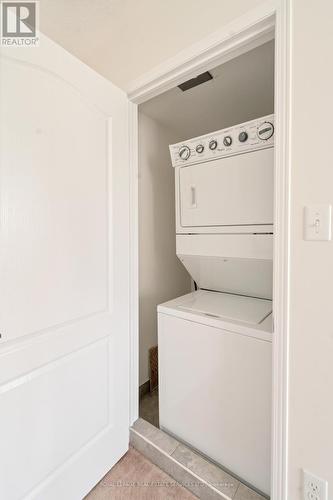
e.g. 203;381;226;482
178;71;213;92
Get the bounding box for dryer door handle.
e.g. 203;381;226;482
190;185;197;208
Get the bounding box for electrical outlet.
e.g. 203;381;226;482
303;470;328;500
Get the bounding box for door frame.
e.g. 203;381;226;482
127;1;291;499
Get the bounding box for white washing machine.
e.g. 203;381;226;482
158;115;275;496
158;291;272;496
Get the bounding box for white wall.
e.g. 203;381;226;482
288;1;333;497
140;41;275;140
139;113;191;386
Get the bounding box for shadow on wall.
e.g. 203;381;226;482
138;112;191;386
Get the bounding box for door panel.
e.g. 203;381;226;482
179;148;274;227
1;57;109;341
1;339;109;499
0;33;130;500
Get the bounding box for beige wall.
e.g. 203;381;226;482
39;0;263;89
288;1;333;497
139;112;191;385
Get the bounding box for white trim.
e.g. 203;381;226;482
271;1;291;499
127;0;276;104
127;2;291;498
128;101;139;425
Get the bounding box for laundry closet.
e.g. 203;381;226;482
138;39;275;498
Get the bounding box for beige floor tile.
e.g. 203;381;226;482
172;444;239;499
85;447;197;500
130;431;217;499
234;483;267;500
132;418;178;455
139;390;159;428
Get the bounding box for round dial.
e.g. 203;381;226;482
209;139;218;150
196;144;204;154
238;131;248;143
223;136;232;147
257;121;274;140
179;145;191;160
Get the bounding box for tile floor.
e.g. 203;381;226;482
85;446;197;499
137;392;268;500
139;389;159;428
131;418;267;500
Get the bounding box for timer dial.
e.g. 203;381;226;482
257;121;274;140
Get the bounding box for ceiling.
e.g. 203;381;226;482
139;41;275;141
39;0;264;90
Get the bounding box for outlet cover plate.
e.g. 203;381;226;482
303;470;328;500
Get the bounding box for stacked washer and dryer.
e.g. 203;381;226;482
158;115;275;496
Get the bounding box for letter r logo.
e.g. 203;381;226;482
1;2;36;37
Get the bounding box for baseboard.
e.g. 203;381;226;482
139;380;150;399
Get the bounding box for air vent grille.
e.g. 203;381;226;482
178;71;213;92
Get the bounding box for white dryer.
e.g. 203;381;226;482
170;113;275;300
158;115;275;496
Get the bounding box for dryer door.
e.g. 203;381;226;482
179;148;273;228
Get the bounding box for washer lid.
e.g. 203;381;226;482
177;291;272;325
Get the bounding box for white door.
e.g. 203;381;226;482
0;33;131;500
179;148;274;227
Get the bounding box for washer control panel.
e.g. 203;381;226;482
169;114;274;167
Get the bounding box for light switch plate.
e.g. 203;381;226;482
304;205;332;241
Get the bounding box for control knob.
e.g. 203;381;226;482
196;144;204;154
179;145;191;160
223;136;232;147
238;131;248;143
209;139;218;150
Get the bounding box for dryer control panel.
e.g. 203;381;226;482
169;114;274;168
